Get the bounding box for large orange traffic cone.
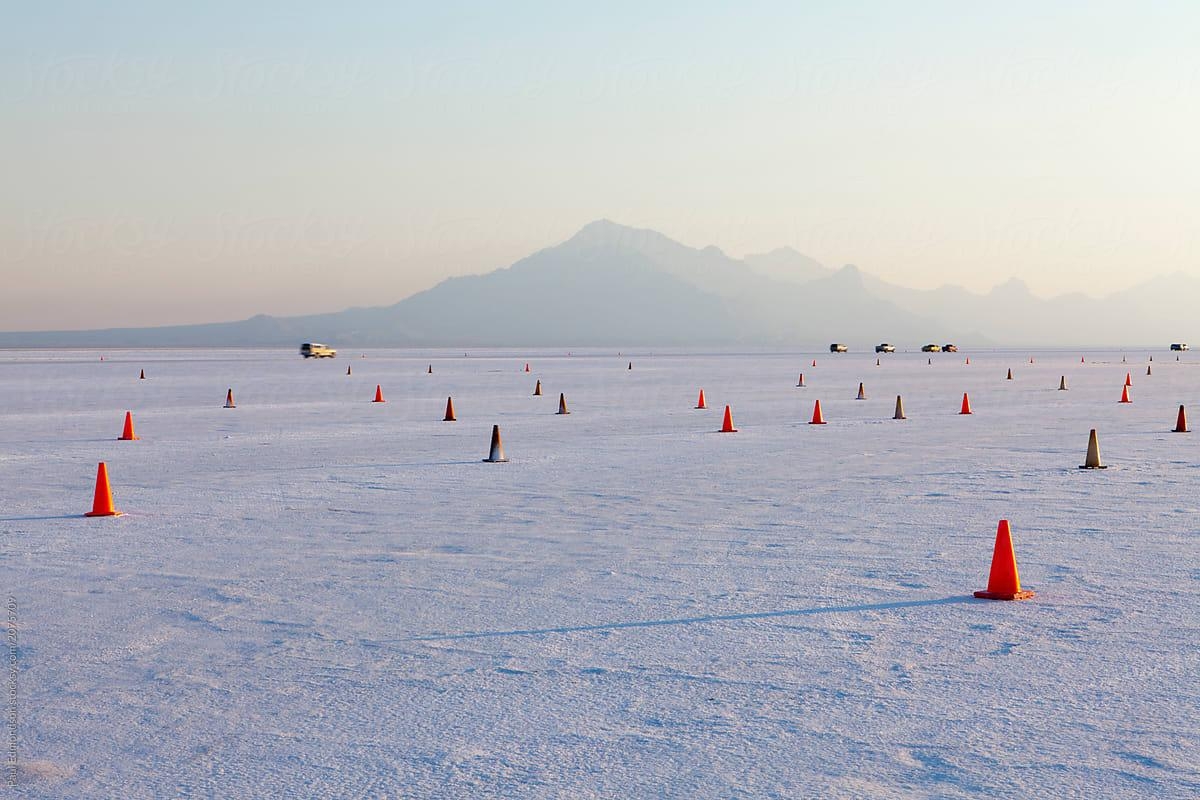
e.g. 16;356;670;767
533;379;542;396
719;405;737;433
1173;405;1189;433
84;462;122;517
974;520;1034;601
139;369;145;380
893;395;906;420
1080;429;1107;469
809;400;826;425
1119;385;1131;403
1006;368;1013;380
224;389;236;408
695;389;707;409
1058;375;1068;391
483;424;508;462
118;411;138;441
856;382;866;400
557;393;570;415
1125;372;1132;386
796;373;805;388
959;393;972;415
373;385;385;403
443;396;456;422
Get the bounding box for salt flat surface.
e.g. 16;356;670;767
1;347;1197;799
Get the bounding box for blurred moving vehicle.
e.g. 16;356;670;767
921;344;942;353
300;342;337;358
1171;343;1188;351
943;344;958;352
829;343;848;353
875;343;896;353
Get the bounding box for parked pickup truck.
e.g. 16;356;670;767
829;343;848;353
300;342;337;358
875;343;896;353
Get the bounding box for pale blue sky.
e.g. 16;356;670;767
3;2;1199;329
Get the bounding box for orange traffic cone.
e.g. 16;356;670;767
1125;372;1132;386
524;363;530;372
139;369;145;380
1030;357;1035;364
443;396;456;422
1080;429;1106;469
974;520;1034;601
1119;385;1131;403
1081;356;1085;364
796;373;805;388
84;462;122;517
719;405;737;433
965;357;970;365
118;411;138;441
224;389;236;408
893;395;906;420
483;424;508;462
812;359;817;368
695;389;707;409
1173;405;1189;433
1006;368;1013;380
809;400;826;425
373;385;385;403
856;382;866;400
1058;375;1068;390
533;380;542;396
557;393;570;415
959;393;972;415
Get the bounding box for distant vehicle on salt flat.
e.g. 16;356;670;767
300;342;337;358
829;343;848;353
943;344;958;352
1171;343;1188;351
875;343;896;353
921;344;942;353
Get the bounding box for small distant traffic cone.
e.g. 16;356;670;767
224;389;236;408
628;362;633;371
443;397;456;422
1147;365;1152;376
809;400;826;425
139;369;145;380
557;393;570;415
1030;357;1035;364
928;357;932;365
856;382;866;400
533;380;542;396
346;365;352;376
1173;405;1189;433
876;358;880;366
1058;375;1068;391
84;462;122;517
959;393;972;415
695;389;707;409
893;395;906;420
524;363;530;372
719;405;737;432
965;357;970;365
118;411;138;441
812;359;817;368
796;373;805;388
1119;385;1131;403
1006;368;1013;380
1149;355;1153;362
1081;356;1085;364
428;365;433;374
1125;372;1132;386
1080;429;1107;469
373;385;385;403
1122;355;1127;363
973;520;1034;601
483;424;508;462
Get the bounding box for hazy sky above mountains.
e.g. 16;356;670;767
3;1;1199;330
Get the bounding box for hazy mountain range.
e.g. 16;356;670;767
3;220;1194;348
